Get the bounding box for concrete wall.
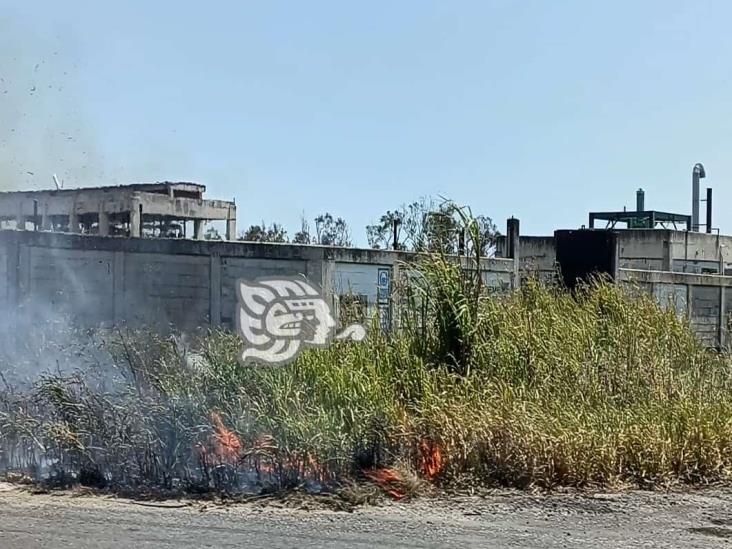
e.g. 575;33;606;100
667;231;732;274
616;230;668;271
25;247;116;326
617;230;732;274
690;286;721;347
124;252;212;328
0;238;8;312
496;235;556;282
614;229;732;274
0;230;516;332
501;230;732;277
652;282;687;317
5;227;732;350
618;268;732;349
220;257;307;326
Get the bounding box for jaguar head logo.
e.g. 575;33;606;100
236;277;365;365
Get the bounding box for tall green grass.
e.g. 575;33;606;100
192;279;732;488
2;209;732;490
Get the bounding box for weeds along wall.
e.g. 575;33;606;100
495;228;732;350
0;230;515;331
618;268;732;350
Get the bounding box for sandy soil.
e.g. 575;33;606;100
2;484;732;548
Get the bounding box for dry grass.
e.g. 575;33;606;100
2;208;732;493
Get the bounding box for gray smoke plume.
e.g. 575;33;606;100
0;18;109;192
0;21;111;382
0;14;199;193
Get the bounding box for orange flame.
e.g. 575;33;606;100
210;412;243;463
363;468;407;500
418;438;444;479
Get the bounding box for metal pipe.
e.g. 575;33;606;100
692;163;706;232
506;217;520;259
706;187;713;234
636;188;645;212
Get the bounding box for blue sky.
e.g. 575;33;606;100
1;1;731;242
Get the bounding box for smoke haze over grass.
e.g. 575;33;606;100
2;279;732;495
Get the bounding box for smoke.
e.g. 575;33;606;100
0;18;107;191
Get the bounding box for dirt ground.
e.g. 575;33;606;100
2;484;732;548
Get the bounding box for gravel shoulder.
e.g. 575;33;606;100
2;484;732;548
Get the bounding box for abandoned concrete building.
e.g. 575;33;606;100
0;182;237;240
495;166;732;348
1;163;732;350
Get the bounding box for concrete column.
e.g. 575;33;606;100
610;234;620;281
226;206;237;241
41;210;52;231
113;251;125;325
506;218;520;259
7;235;20;306
319;252;335;307
226;218;236;241
662;235;674;271
98;209;110;237
391;261;401;330
209;254;222;325
194;220;205;240
68;209;80;233
16;203;24;230
305;252;325;293
719;286;726;351
129;205;141;238
506;217;520;289
18;243;31;300
32;200;39;231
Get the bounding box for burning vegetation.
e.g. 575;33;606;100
2;218;732;499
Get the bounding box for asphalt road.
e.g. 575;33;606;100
2;486;732;548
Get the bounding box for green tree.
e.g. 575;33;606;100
314;213;352;247
239;222;288;243
366;197;499;255
292;215;313;244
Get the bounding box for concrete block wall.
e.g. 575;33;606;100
25;247;116;326
652;282;687;317
496;236;557;282
668;231;732;274
724;290;732;348
619;268;732;349
0;240;8;312
0;230;516;332
124;253;212;329
690;286;721;347
219;257;307;327
501;229;732;277
616;230;668;271
5;227;732;350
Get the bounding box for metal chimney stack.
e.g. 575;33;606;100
636;188;645;212
692;163;706;232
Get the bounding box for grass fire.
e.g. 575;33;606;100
2;216;732;501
